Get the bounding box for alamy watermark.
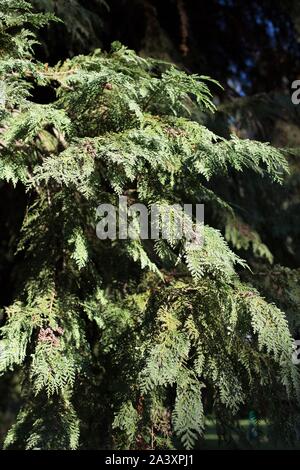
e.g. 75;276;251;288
291;80;300;105
292;340;300;365
0;81;6;107
96;196;204;247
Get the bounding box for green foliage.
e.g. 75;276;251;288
0;1;299;450
0;0;56;59
112;401;140;448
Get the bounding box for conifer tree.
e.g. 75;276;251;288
0;0;299;449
